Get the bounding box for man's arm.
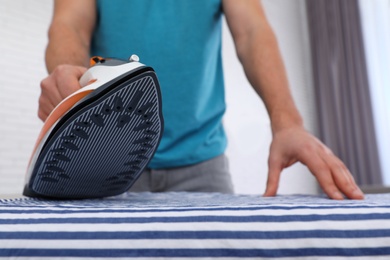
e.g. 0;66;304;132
222;0;364;200
38;0;96;121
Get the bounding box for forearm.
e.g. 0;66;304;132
45;22;91;73
236;24;303;134
45;0;96;73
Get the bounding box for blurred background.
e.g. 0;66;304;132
0;0;388;196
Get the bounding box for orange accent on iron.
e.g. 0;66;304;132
90;56;104;67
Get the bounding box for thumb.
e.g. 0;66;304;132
263;157;282;197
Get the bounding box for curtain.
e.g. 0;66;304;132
306;0;382;185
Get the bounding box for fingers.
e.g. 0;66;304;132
38;65;87;122
264;128;364;200
321;152;364;200
39;77;63;121
303;152;345;200
54;65;86;98
301;147;364;200
263;155;282;197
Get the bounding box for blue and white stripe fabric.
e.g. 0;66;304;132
0;192;390;259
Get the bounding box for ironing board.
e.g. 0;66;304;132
1;192;390;259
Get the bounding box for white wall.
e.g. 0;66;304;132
0;1;52;195
0;0;318;196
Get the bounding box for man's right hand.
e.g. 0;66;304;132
38;64;87;122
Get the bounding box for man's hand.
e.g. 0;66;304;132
264;126;365;200
38;0;96;121
223;0;364;199
38;65;87;121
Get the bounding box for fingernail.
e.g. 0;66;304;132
352;188;365;199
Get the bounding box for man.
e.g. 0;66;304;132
39;0;364;199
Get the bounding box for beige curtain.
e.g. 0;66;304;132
306;0;382;185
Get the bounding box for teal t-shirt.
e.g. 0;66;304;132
91;0;227;168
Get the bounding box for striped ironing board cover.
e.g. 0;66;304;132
0;192;390;259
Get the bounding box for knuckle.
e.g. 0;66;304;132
38;97;44;107
37;110;46;121
268;155;279;166
336;175;349;187
40;78;49;90
53;64;71;78
301;142;312;151
268;155;283;169
336;171;353;186
54;64;67;73
299;143;316;157
329;161;342;173
323;146;333;155
302;141;330;156
38;95;46;106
